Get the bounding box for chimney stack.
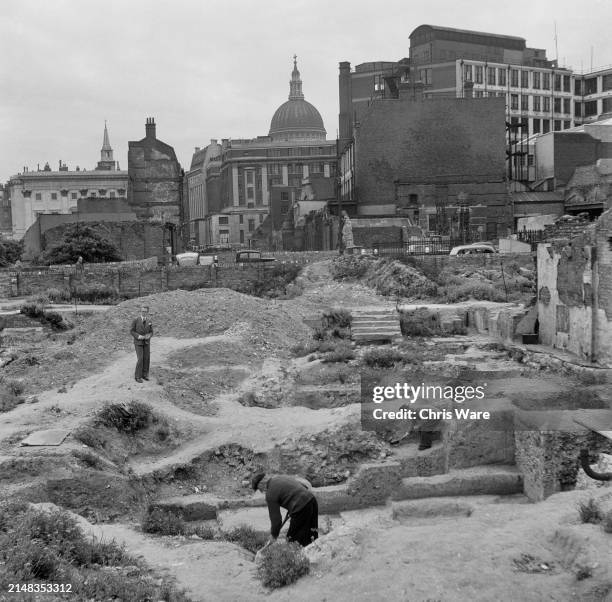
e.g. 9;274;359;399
145;117;156;138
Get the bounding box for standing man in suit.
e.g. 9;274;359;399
130;305;153;383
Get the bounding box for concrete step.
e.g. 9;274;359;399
351;326;401;333
351;320;400;326
391;465;522;501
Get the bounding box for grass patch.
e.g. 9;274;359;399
226;524;269;554
0;378;26;412
0;503;189;600
322;308;352;329
257;540;310;589
578;498;603;524
71;449;107;470
19;302;73;330
71;283;122;303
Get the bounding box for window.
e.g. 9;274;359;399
51;193;57;200
554;74;561;91
219;230;229;244
543;97;551;112
247;188;254;199
280;191;289;201
533;96;541;111
246;171;254;184
259;214;264;223
248;219;255;232
533;119;541;134
575;79;583;95
510;69;519;87
584;100;598;116
487;67;496;85
521;71;529;88
239;214;243;224
584;78;597;95
510;94;519;110
563;75;571;92
563;98;571;114
475;91;483;98
603;97;612;113
35;193;41;200
554;120;561;131
564;120;571;129
603;74;612;91
219;216;229;225
533;72;541;89
475;65;483;84
554;98;561;113
543;73;550;90
110;191;116;198
498;68;506;86
464;65;472;81
521;95;529;110
239;230;244;243
71;192;77;199
543;120;551;133
575;102;583;118
528;154;535;166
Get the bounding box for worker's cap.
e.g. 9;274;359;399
251;472;266;491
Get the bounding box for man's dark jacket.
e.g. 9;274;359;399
130;317;153;345
265;476;314;538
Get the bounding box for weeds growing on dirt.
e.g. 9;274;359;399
362;348;404;368
0;503;188;600
142;508;187;536
257;540;310;589
71;449;106;470
578;498;603;524
96;401;157;434
320;342;355;363
226;525;269;554
322;308;352;329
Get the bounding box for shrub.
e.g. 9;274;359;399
225;525;269;554
96;401;156;434
321;342;355;363
290;341;319;357
5;379;24;396
72;426;107;449
142;508;187;536
0;237;23;267
257;541;310;589
399;309;442;337
312;327;328;341
330;256;370;280
43;287;71;303
362;348;404;368
72;283;120;303
578;498;603;524
43;224;122;264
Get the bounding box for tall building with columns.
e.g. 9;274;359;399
6;123;127;239
187;58;336;247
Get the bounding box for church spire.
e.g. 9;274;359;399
288;55;304;100
96;121;116;171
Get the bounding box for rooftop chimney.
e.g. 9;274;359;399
145;117;156;138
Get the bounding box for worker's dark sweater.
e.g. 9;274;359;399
265;476;314;537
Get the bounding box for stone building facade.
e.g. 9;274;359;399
6;124;127;240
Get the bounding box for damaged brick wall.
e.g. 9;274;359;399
537;208;612;366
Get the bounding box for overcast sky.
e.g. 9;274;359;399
2;0;611;183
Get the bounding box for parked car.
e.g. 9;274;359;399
235;250;276;263
198;254;218;265
175;252;200;266
405;236;451;255
449;243;498;256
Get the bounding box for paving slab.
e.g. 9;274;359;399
21;429;70;446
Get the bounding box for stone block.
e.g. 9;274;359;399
150;495;218;521
391;498;474;521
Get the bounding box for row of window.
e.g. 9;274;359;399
226;146;334;160
33;190;122;201
507;94;572;114
464;65;572;92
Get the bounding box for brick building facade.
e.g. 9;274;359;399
340;94;512;238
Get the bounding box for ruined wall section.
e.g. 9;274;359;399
537;208;612;366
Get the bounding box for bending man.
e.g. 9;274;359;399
251;473;318;547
